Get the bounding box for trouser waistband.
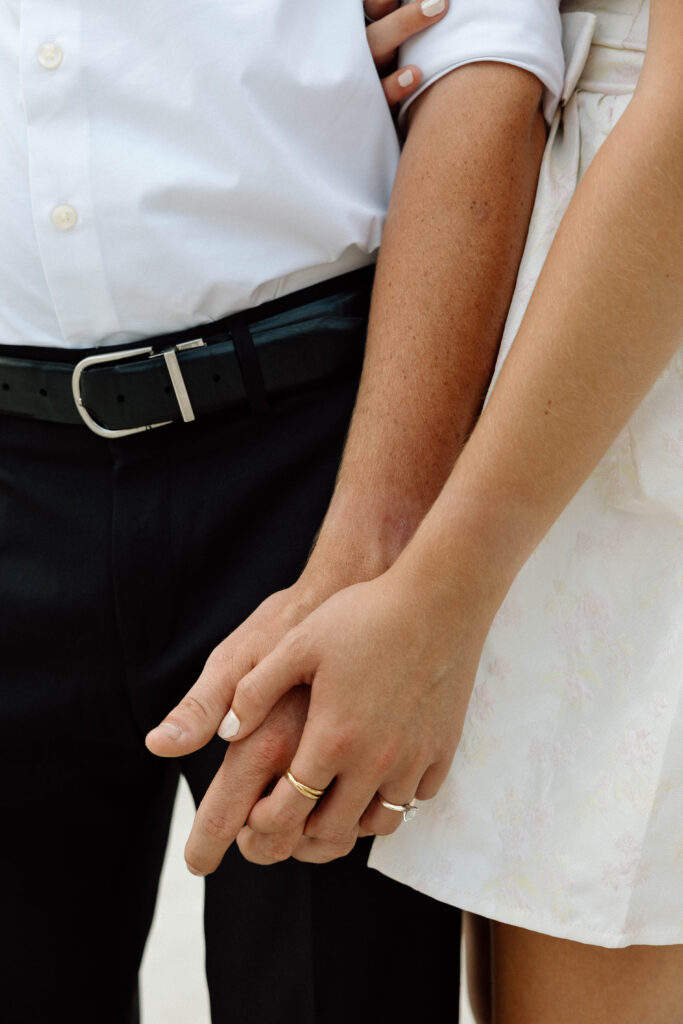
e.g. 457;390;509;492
0;265;373;438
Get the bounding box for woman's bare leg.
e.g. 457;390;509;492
491;921;683;1024
463;912;493;1024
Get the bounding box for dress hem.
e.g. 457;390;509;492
367;857;683;949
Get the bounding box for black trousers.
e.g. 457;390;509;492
0;312;460;1023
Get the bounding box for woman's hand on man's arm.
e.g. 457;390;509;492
366;0;448;110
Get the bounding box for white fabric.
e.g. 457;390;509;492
0;0;563;349
371;0;683;949
399;0;563;124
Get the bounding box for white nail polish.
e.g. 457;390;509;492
398;69;414;88
421;0;446;16
218;708;241;740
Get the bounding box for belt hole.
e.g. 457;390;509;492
116;394;125;403
212;373;221;383
39;388;48;397
1;382;9;391
163;385;172;395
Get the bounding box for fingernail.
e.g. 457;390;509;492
217;708;241;741
153;721;182;741
398;69;414;88
186;863;205;877
421;0;446;15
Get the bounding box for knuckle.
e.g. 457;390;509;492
201;814;236;844
325;835;357;858
237;671;266;711
262;836;295;863
271;802;302;832
247;738;288;778
282;628;312;663
253;729;292;771
204;643;232;675
177;693;213;723
255;588;289;620
320;726;355;765
372;742;401;776
310;824;352;846
206;640;256;682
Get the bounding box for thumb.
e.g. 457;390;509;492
145;649;246;757
216;631;315;743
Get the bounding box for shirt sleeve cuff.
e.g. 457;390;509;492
398;0;565;126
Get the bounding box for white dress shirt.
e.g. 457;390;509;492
0;1;563;350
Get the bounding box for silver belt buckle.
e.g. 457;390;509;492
71;338;206;438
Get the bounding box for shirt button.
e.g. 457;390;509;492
37;42;64;70
51;204;78;231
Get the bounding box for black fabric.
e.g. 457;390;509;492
0;311;460;1023
0;266;372;431
230;317;270;415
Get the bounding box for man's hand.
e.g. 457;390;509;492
181;685;350;876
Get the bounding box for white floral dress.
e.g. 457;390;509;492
370;0;683;948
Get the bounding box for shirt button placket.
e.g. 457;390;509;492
34;32;79;236
21;1;119;344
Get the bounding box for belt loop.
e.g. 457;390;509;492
230;315;269;415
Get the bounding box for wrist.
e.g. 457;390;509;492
386;489;525;642
302;491;428;591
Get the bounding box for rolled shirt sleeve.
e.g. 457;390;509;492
399;0;564;124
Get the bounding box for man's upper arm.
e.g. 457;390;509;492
398;0;564;125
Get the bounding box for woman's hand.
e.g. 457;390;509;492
215;565;486;865
366;0;448;111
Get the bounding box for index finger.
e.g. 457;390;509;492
366;0;448;72
364;0;400;21
184;687;310;874
183;742;274;875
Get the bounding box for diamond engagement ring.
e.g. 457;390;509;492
377;794;419;823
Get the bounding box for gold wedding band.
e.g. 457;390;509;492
377;794;419;823
285;770;326;801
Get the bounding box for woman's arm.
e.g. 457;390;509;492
395;0;683;626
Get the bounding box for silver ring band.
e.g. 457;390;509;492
377;794;419;823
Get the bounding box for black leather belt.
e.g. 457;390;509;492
0;266;373;438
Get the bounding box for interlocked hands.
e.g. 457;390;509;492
147;564;486;873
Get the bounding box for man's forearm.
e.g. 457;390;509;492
306;62;546;585
145;60;548;795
